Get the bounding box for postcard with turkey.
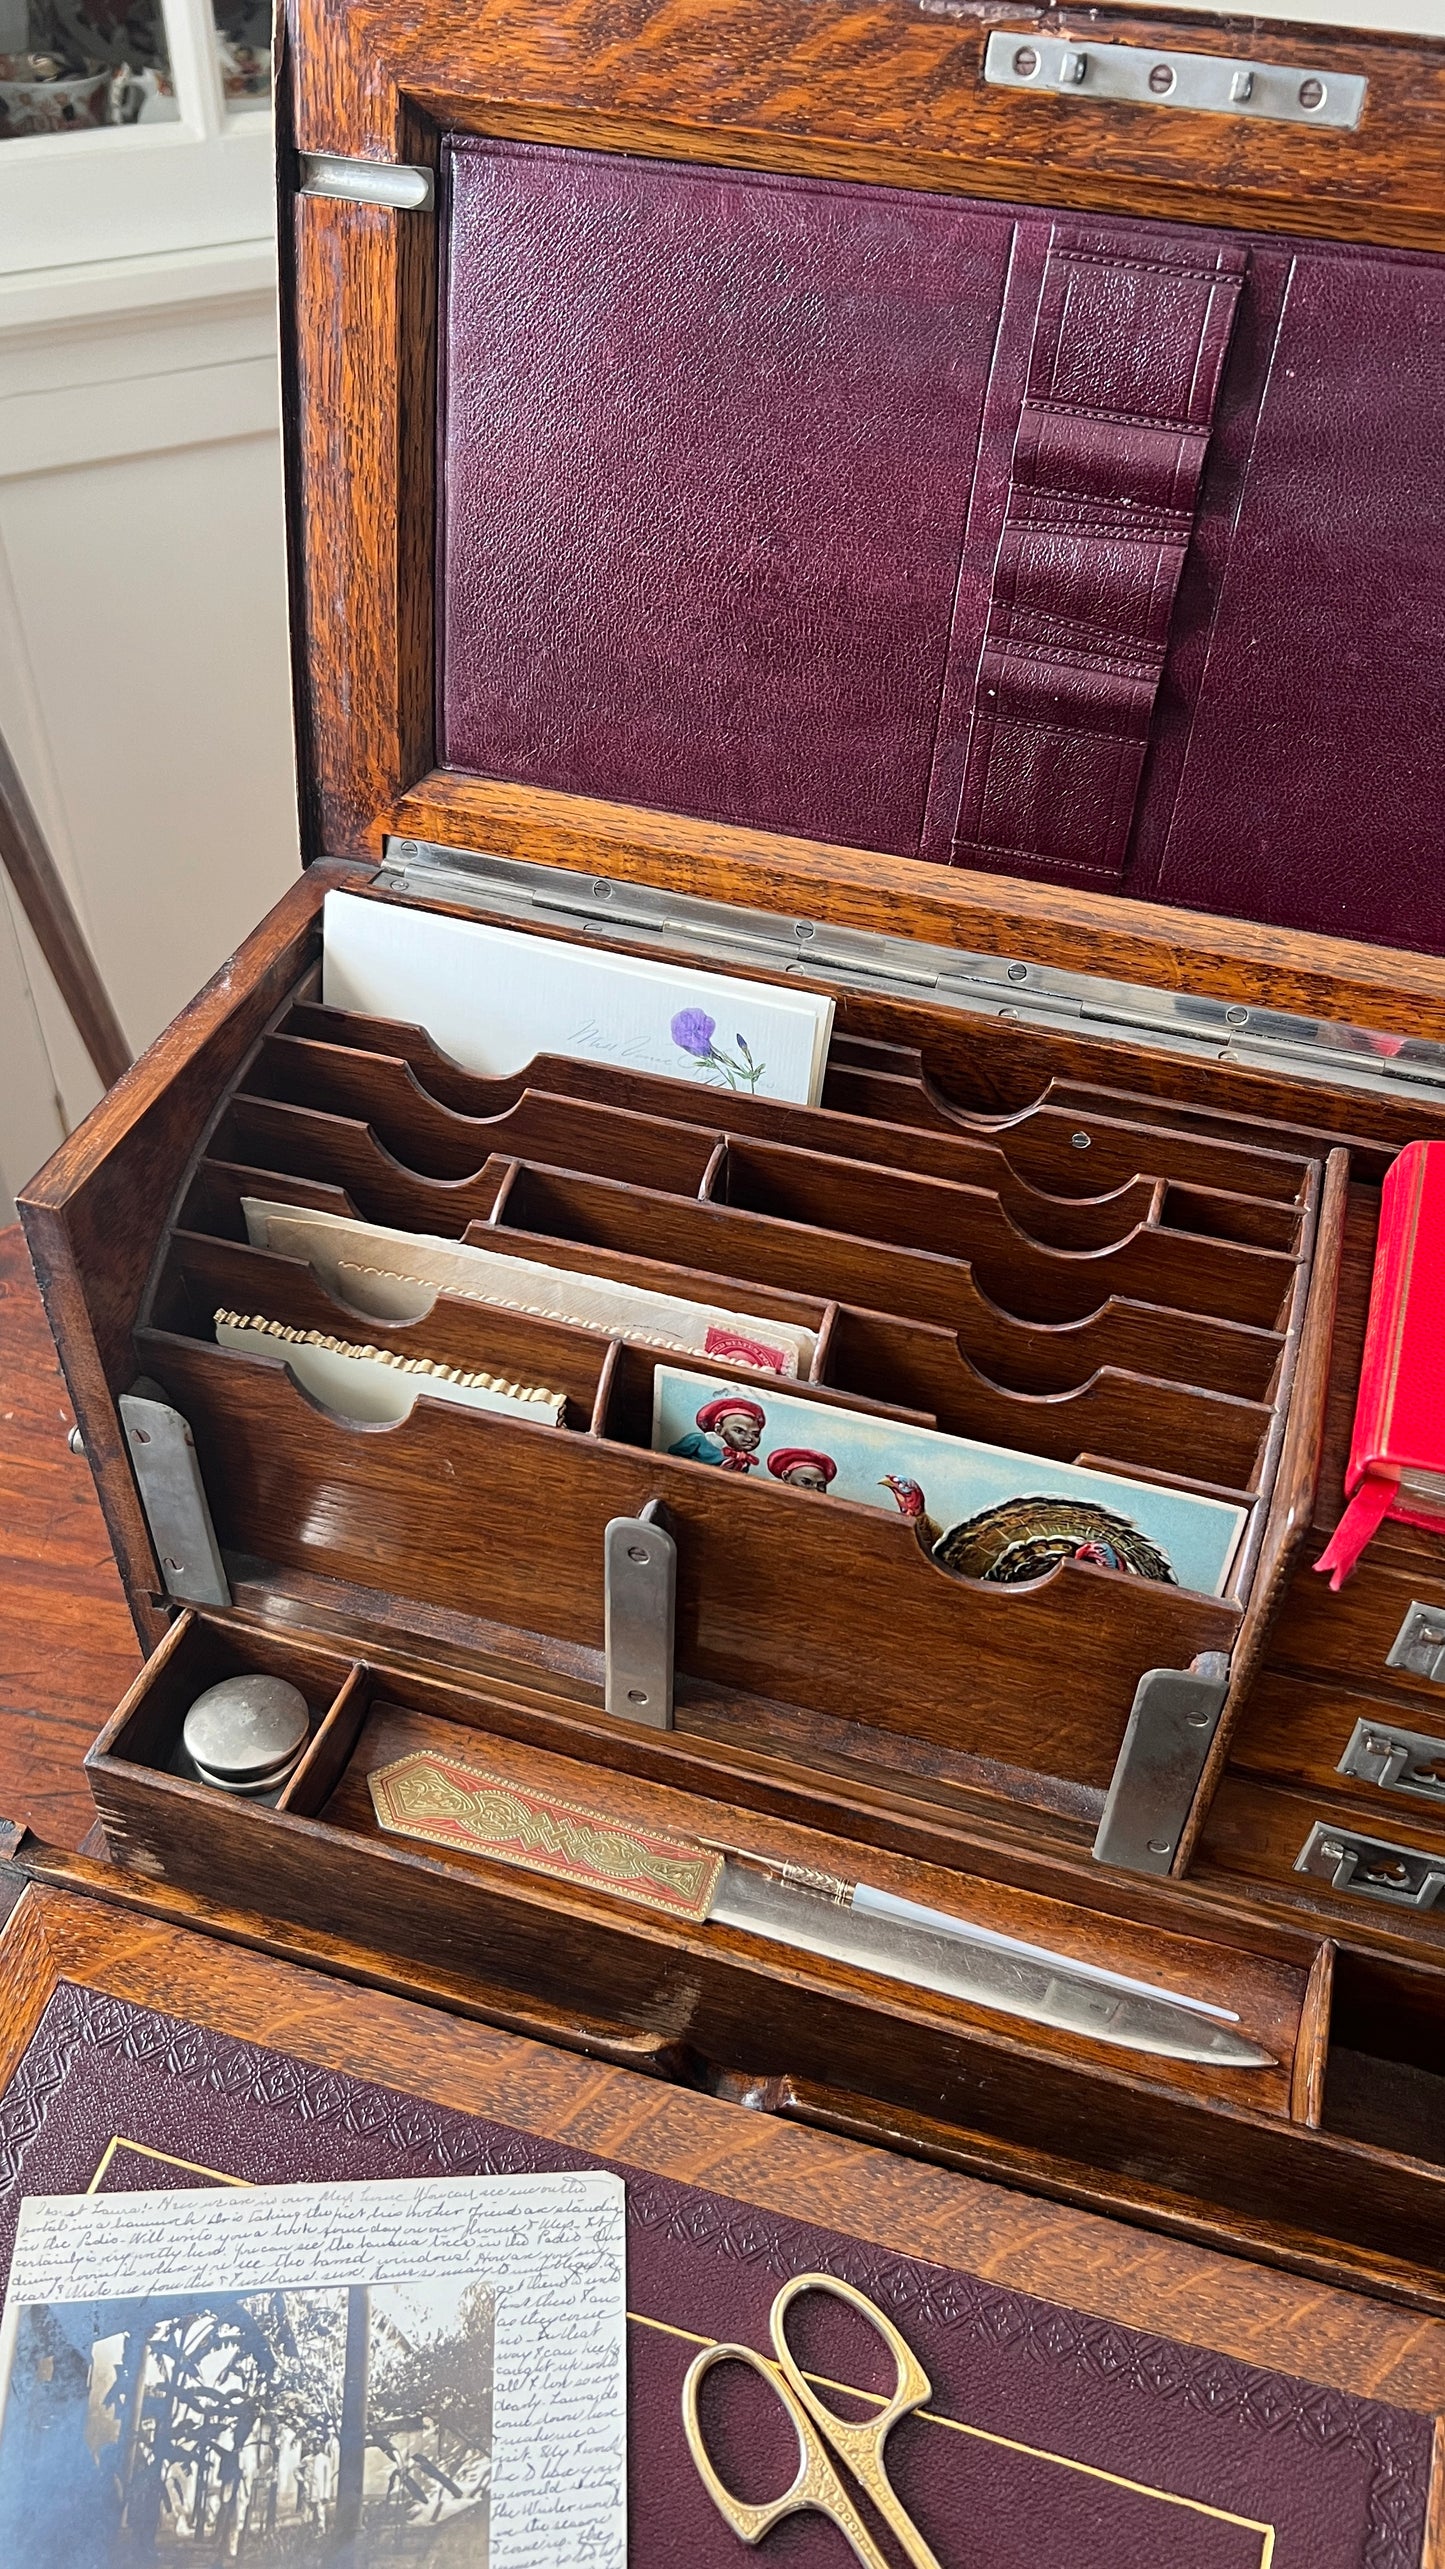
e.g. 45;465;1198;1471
652;1368;1248;1598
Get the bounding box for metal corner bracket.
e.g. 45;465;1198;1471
604;1499;676;1729
1092;1659;1230;1876
120;1388;230;1608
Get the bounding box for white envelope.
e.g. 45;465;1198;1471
322;887;834;1103
241;1196;819;1377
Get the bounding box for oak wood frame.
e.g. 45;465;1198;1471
4;1869;1444;2477
279;0;1445;1035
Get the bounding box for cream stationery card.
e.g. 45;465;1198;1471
322;888;834;1103
0;2174;627;2569
241;1197;819;1376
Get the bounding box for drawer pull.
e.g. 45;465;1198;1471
1296;1821;1445;1911
1338;1716;1445;1802
1386;1600;1445;1684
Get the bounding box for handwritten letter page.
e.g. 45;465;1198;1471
3;2173;627;2569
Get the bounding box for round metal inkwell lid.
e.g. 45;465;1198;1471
182;1674;310;1783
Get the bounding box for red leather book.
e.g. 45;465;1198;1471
1316;1140;1445;1589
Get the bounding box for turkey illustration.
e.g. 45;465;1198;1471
880;1478;1178;1586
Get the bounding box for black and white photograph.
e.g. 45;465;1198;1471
0;2276;494;2567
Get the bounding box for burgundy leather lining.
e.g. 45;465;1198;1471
950;231;1245;882
435;137;1445;950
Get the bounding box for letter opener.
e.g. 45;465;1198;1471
702;1841;1275;2067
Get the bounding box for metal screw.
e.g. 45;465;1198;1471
592;879;613;899
627;1687;648;1705
1070;1132;1091;1151
1225;1004;1250;1027
1185;1709;1211;1728
131;1427;151;1444
627;1545;650;1564
1147;1837;1172;1855
1012;43;1038;75
67;1424;85;1456
1006;962;1029;983
793;920;816;942
1298;74;1326;109
1147;61;1174;92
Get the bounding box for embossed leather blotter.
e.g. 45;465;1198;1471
0;1987;1430;2568
369;1747;724;1918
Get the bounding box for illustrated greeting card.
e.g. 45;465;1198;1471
322;890;834;1103
652;1368;1248;1597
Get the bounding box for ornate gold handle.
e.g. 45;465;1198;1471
769;2273;946;2569
681;2340;893;2567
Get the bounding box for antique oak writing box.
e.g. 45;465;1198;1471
19;0;1445;2314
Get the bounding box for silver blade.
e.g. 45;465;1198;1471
710;1863;1274;2068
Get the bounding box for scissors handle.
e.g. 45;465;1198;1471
770;2273;946;2569
681;2340;894;2569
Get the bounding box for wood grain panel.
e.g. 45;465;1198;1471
6;1879;1444;2411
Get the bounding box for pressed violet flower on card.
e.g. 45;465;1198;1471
669;1009;767;1092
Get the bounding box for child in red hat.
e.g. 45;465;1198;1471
668;1392;767;1472
766;1447;838;1492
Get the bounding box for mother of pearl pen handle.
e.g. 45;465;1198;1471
701;1841;1239;2024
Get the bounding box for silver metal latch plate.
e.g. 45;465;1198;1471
1092;1661;1230;1876
983;32;1367;129
298;153;434;211
120;1391;230;1607
1295;1820;1445;1910
1338;1716;1445;1802
1386;1600;1445;1684
604;1501;676;1729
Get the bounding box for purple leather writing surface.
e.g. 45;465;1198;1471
437;137;1445;951
0;1982;1431;2568
440;140;1011;853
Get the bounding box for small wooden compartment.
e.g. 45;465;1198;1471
19;0;1445;2310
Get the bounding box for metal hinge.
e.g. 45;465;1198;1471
983;33;1366;129
377;838;1445;1101
1295;1820;1445;1910
298;154;434;212
1338;1716;1445;1803
1092;1659;1230;1876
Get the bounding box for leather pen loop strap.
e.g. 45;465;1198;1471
681;2339;893;2567
953;226;1247;882
771;2273;945;2569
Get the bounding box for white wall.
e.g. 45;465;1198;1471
0;242;299;1222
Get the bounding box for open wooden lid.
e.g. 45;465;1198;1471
277;0;1445;1035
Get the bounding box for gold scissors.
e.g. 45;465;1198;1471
681;2270;945;2568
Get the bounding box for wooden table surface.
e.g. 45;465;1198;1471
0;1221;139;1846
3;1216;1445;2460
